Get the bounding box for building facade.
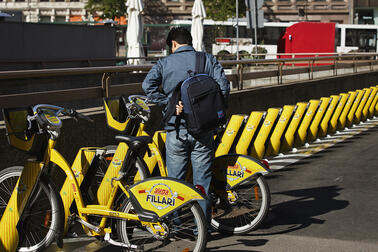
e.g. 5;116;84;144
0;0;195;24
1;0;378;25
0;0;88;23
263;0;351;24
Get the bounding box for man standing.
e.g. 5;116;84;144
142;27;230;233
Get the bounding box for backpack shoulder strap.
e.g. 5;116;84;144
162;81;183;125
195;52;206;74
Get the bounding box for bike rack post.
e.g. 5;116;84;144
307;97;330;142
265;105;295;156
318;95;339;138
294;99;320;147
250;108;280;160
338;91;357;130
60;148;97;233
328;93;348;134
280;102;307;153
361;87;377;121
235;111;264;155
346;90;364;127
215;114;246;157
368;86;378;118
354;88;371;124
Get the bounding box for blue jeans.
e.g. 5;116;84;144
166;128;214;228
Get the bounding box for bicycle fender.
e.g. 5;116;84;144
128;177;206;219
214;154;271;189
0;161;43;252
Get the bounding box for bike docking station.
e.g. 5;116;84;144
0;83;377;251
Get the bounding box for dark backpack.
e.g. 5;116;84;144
163;52;227;134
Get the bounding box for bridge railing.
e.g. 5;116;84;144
0;54;377;108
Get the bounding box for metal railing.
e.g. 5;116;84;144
0;54;377;108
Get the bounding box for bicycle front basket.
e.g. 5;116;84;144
2;107;48;155
103;96;138;134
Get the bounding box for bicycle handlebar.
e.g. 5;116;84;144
28;104;94;135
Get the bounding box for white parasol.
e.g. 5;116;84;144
191;0;206;52
126;0;145;65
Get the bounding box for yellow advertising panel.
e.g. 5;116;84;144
338;91;356;130
354;88;371;124
362;87;377;121
215;115;246;157
266;105;295;156
328;93;348;134
295;100;320;147
346;89;364;127
280;102;307;152
128;178;204;217
307;97;330;142
250;108;280;160
318;95;339;137
368;87;378;118
235;111;264;155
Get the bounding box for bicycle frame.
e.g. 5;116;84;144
0;106;206;252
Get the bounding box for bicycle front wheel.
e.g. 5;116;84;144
211;175;270;235
117;199;207;252
0;166;60;252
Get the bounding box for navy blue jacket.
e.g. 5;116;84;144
142;45;230;129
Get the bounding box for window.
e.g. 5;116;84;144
335;28;341;46
55;16;66;23
258;27;287;45
345;29;377;51
356;9;374;24
39;16;51;23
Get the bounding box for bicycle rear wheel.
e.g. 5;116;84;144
0;166;60;251
117;199;207;252
211;175;270;234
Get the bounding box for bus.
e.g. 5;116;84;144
171;19;378;59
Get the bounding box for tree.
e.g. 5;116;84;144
203;0;246;21
86;0;127;20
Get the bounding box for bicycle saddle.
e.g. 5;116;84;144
115;135;152;149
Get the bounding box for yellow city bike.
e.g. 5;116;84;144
98;95;271;235
0;104;208;252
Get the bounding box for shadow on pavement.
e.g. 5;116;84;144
207;235;268;251
255;185;349;236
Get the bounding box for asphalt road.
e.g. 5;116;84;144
47;120;378;252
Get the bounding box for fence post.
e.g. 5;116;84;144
353;56;357;73
102;72;112;98
239;63;244;90
278;62;283;84
370;58;373;71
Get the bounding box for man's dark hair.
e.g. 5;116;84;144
166;27;193;48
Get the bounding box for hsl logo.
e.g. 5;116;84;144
143;183;182;210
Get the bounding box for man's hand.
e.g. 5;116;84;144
176;101;183;115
